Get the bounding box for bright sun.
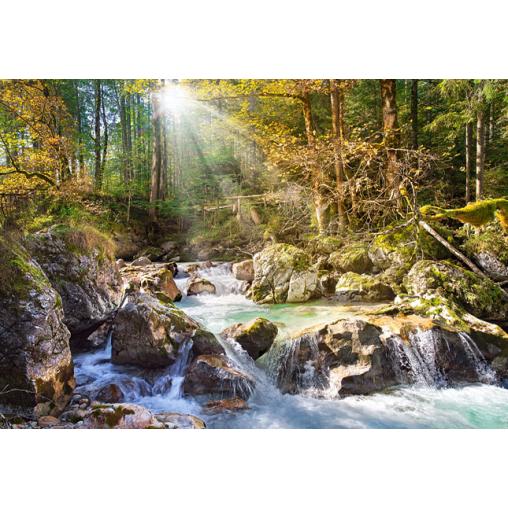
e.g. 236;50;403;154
160;86;190;114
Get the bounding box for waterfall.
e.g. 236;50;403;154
388;329;446;387
265;332;328;396
152;339;194;398
388;328;497;387
458;332;497;384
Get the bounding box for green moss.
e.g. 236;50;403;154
420;198;508;231
329;242;372;274
306;235;343;257
0;237;49;299
405;260;505;318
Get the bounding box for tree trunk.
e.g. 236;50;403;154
73;81;84;177
329;79;348;230
100;83;108;184
465;122;473;203
149;85;162;221
94;79;103;191
475;107;486;200
380;79;400;199
302;88;327;234
410;79;418;149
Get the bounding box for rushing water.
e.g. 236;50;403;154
73;262;508;429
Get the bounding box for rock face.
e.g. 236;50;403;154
335;272;395;302
121;263;182;302
0;238;75;416
27;225;122;341
266;315;505;397
329;243;373;274
232;259;254;281
183;355;255;399
251;243;319;304
404;260;507;320
187;277;216;296
112;292;224;368
221;318;278;360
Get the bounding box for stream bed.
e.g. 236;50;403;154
74;262;508;429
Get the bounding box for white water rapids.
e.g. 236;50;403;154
74;262;508;428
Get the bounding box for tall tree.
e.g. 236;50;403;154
410;79;418;149
149;83;163;221
380;79;400;199
301;83;328;234
329;79;348;230
465;121;473;203
94;79;103;190
475;105;486;200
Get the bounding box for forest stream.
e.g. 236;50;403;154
73;262;508;429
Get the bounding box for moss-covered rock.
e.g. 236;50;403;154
26;224;122;343
335;272;395;302
369;222;451;269
251;243;318;303
306;235;343;258
111;291;224;368
404;260;507;320
221;317;278;359
329;242;372;274
0;237;75;416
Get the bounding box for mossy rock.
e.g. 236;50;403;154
368;222;453;274
0;236;49;300
251;243;316;304
306;235;343;258
329;242;372;274
335;272;395;302
404;260;507;320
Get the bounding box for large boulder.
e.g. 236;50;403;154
27;225;122;342
187;277;216;296
335;272;395;302
121;263;181;302
221;318;278;359
183;355;255;399
112;292;224;368
251;243;319;304
306;235;343;259
404;260;508;320
0;238;75;416
329;242;373;274
232;259;254;282
368;223;450;272
266;314;506;397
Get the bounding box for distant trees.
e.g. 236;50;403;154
1;78;508;234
